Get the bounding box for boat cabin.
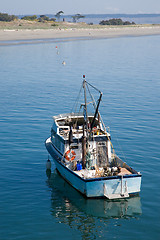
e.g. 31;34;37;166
50;113;137;179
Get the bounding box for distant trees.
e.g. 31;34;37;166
55;11;64;21
49;17;56;22
99;18;135;25
38;15;49;21
123;21;135;25
0;13;18;22
20;15;56;22
21;15;37;21
72;14;85;23
38;15;56;22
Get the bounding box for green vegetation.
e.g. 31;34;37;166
0;12;18;22
38;15;56;22
21;15;37;21
72;14;85;23
51;23;58;27
21;14;56;22
99;18;135;25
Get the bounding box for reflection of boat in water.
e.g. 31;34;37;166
45;76;142;199
46;170;142;220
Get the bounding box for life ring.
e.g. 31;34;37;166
65;149;76;161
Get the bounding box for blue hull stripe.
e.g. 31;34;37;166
45;140;142;183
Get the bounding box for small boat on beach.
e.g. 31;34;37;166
45;75;142;199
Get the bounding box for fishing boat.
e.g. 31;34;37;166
45;75;142;199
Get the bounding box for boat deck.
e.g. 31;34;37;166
74;167;132;179
117;167;132;176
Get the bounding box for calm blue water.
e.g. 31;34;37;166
0;35;160;240
63;13;160;24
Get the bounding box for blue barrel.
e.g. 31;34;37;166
77;163;82;171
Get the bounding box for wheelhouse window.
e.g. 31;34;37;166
51;129;64;153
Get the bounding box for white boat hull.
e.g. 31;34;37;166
45;137;142;199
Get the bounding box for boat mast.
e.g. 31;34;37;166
83;75;89;138
82;75;89;168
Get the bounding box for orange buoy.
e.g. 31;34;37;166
65;149;76;161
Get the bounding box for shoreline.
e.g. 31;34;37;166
1;25;160;45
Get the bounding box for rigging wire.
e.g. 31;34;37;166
69;77;119;159
69;77;126;163
86;83;96;110
85;81;115;155
86;83;106;132
86;80;101;94
71;81;83;113
111;130;127;162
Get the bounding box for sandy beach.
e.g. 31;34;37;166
0;25;160;45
